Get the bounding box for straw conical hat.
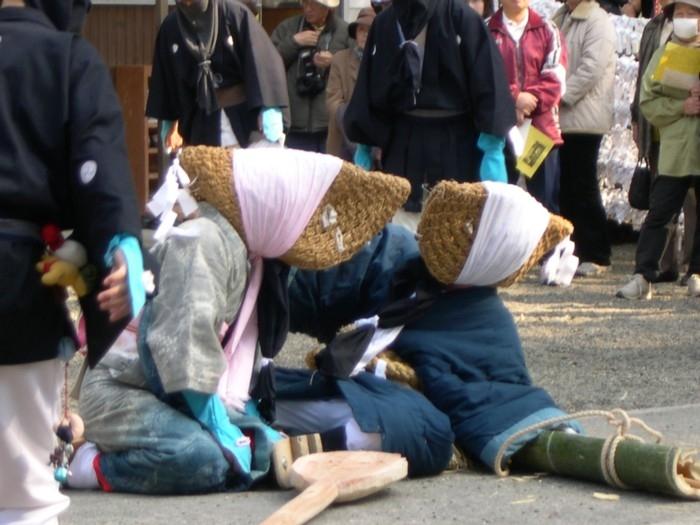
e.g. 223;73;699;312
180;146;410;270
417;181;573;287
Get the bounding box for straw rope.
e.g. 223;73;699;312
304;347;421;389
493;408;664;489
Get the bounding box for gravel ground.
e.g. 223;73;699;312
503;242;700;412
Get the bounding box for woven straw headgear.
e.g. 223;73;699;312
179;146;410;270
418;181;573;287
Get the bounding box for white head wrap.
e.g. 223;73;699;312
455;182;550;287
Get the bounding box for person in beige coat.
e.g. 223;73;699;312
552;0;616;277
326;7;376;160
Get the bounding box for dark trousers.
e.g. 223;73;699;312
286;130;327;153
506;147;561;214
382;114;480;211
559;133;611;266
635;175;700;281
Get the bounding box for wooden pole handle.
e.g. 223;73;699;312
259;479;339;525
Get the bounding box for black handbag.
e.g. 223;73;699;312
628;160;651;210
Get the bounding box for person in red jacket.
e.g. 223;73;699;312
488;0;567;212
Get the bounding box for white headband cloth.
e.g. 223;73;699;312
455;182;550;287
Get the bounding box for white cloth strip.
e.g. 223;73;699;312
0;360;70;524
351;316;404;377
147;158;199;243
455;181;550;286
218;148;343;411
231;148;343;260
540;236;579;286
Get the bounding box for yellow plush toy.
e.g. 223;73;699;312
36;225;91;297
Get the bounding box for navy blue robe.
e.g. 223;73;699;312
286;225;577;472
0;7;141;366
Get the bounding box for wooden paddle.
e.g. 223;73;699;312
260;451;408;525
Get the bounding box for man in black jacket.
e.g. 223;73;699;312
343;0;515;228
0;1;144;521
147;0;290;150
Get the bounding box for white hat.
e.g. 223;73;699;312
663;0;700;16
303;0;340;8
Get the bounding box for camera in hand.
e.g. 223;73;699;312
296;47;328;97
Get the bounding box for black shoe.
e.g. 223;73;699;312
650;270;679;284
680;273;691;287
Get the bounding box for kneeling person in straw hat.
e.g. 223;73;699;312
68;147;453;493
285;181;581;475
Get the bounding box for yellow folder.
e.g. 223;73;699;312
516;125;554;179
652;42;700;91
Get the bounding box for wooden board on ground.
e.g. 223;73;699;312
260;451;408;525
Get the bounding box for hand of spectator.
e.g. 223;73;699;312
313;51;333;69
683;94;700;116
165;121;183;152
516;92;538;115
690;82;700;98
97;250;131;322
294;30;320;47
516;109;526;126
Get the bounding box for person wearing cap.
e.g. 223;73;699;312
617;0;700;299
271;0;350;153
488;0;567;213
146;0;289;150
69;146;454;493
326;7;376;160
342;0;516;228
0;0;145;522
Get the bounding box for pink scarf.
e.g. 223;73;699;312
218;148;343;411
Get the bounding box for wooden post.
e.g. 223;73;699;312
156;0;169;27
112;66;152;212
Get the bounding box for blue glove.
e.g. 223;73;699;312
159;120;174;146
261;107;284;143
477;133;507;183
353;143;372;170
104;235;145;317
183;391;253;473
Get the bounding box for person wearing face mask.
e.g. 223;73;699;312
146;0;290;150
326;7;376;160
617;0;700;299
630;0;697;286
342;0;516;232
0;0;145;523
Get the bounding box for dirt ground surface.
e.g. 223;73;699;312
62;242;700;524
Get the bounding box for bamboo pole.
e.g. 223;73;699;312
511;430;700;499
